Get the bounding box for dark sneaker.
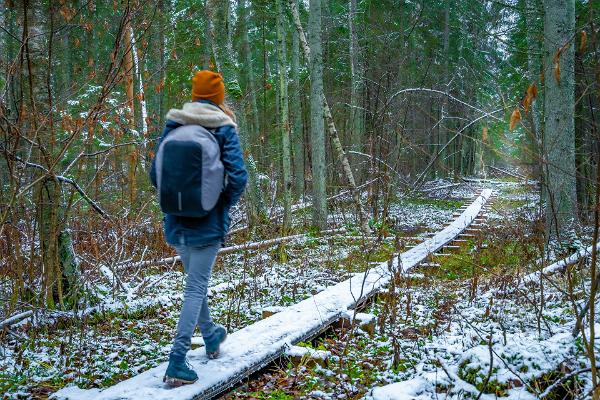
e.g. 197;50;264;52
163;356;198;386
204;324;227;359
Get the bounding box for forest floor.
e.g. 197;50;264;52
1;178;598;399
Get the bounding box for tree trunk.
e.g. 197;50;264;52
349;0;365;154
237;0;261;143
236;0;267;226
276;0;292;232
525;0;542;180
543;0;577;238
123;11;137;205
306;0;327;229
205;0;221;71
440;0;451;176
290;0;304;198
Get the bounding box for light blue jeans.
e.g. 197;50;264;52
170;243;220;360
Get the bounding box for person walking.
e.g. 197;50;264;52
150;70;248;386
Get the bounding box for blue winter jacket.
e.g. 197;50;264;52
150;100;248;247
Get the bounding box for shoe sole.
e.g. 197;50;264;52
206;331;227;359
163;375;198;387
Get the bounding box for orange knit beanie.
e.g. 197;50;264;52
191;70;225;104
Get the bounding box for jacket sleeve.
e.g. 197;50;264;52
221;126;248;207
150;120;180;188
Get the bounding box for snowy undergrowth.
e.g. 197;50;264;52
1;193;460;399
5;180;561;399
226;182;598;400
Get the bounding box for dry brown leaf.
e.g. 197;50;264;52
482;127;488;142
554;62;561;84
580;31;587;53
74;38;81;48
527;83;537;99
509;108;521;131
523;96;531;115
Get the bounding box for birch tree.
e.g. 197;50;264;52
543;0;577;238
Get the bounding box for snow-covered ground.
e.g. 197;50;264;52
4;179;596;400
2;183;467;398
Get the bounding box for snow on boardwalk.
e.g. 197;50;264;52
53;189;492;400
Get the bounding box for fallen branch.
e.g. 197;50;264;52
521;241;600;286
117;228;346;270
539;368;591;399
0;310;34;330
420;183;461;193
487;165;527;180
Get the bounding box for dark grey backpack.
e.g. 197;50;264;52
154;125;224;217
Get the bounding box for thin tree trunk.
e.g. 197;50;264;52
440;0;451;176
237;0;260;143
291;0;304;198
123;11;137;205
235;0;266;226
349;0;365;153
543;0;577;238
525;0;542;179
205;0;221;71
277;0;292;232
129;26;147;169
306;0;327;229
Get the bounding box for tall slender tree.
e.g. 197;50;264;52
276;0;292;231
290;0;304;197
235;0;267;228
308;0;328;229
349;0;365;153
543;0;577;237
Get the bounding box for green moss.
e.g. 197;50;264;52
247;389;296;399
458;360;509;396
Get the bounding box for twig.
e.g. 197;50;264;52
539;368;591;399
2;144;110;218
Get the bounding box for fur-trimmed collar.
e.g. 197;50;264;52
165;102;237;128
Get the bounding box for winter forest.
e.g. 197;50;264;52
1;0;600;398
